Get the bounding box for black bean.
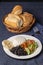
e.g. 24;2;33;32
10;46;27;56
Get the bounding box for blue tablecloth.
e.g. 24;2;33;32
0;2;43;65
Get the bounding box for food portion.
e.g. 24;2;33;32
3;5;35;33
2;40;14;50
2;36;38;56
4;14;23;28
12;36;26;47
10;46;27;56
10;39;38;56
11;5;22;15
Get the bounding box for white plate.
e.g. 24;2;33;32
2;34;42;59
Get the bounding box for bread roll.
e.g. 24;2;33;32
11;5;22;15
4;13;23;28
20;12;34;27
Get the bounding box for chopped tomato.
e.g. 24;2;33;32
27;40;35;45
21;42;27;48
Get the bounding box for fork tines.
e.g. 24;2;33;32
33;26;40;34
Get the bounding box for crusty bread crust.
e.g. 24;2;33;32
11;5;22;15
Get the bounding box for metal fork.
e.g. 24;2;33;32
33;26;40;34
33;26;43;39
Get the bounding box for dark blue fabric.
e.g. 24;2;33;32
0;2;43;65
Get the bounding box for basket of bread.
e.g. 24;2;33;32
3;5;35;33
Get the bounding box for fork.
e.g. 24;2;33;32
31;26;40;36
33;26;43;42
33;26;43;39
33;26;40;34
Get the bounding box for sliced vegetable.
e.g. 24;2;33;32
34;42;38;49
25;48;30;55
